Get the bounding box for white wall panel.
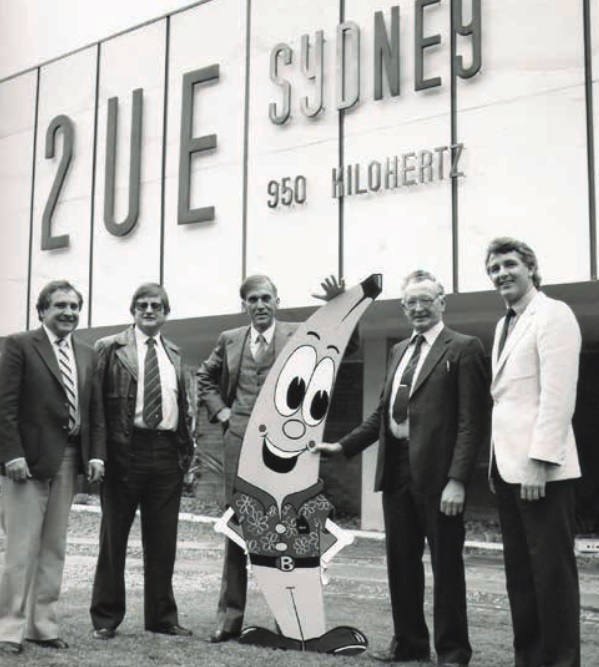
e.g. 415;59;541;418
92;21;166;326
163;0;245;318
0;72;37;334
30;48;96;326
458;0;589;291
344;0;453;299
245;0;340;308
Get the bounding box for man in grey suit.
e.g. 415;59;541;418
486;237;581;667
197;274;349;643
314;270;489;666
0;280;105;655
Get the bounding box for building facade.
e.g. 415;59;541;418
1;0;598;530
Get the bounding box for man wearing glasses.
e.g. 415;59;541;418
89;283;194;640
314;270;489;666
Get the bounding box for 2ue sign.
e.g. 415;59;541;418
40;0;482;251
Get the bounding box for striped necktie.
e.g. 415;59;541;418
391;334;425;424
56;338;77;433
143;337;163;429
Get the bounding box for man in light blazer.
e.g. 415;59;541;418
314;270;489;666
0;280;105;655
197;273;352;643
90;283;194;639
486;237;581;667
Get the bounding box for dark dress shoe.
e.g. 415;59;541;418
370;648;431;663
27;637;69;649
150;625;192;637
93;628;116;640
210;628;241;643
0;641;22;654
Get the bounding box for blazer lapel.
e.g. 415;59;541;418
411;328;450;396
32;328;64;388
494;300;537;378
163;336;183;382
273;322;295;355
72;337;88;399
228;327;249;379
115;327;139;380
383;340;410;403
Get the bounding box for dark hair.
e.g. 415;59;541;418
36;280;83;321
129;283;171;315
485;237;541;288
400;270;445;298
239;274;278;300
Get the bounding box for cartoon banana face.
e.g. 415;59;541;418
236;274;382;499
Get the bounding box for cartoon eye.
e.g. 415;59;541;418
302;357;335;427
274;346;317;417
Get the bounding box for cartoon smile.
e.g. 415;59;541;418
261;435;305;474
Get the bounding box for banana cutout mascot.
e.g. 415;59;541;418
215;274;382;655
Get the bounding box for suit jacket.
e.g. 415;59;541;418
490;291;581;483
0;327;105;479
197;321;299;425
341;327;489;494
95;326;194;472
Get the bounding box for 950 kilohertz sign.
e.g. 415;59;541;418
38;0;481;251
266;0;480;209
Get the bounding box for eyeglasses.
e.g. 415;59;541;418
135;301;164;312
402;297;437;310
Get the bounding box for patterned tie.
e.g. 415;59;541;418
254;334;268;366
392;334;425;425
56;338;77;433
497;308;516;358
143;337;163;429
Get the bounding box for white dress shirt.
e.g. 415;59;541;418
250;321;275;358
133;327;178;431
43;324;81;434
388;321;445;439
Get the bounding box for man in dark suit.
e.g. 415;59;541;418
0;280;105;656
486;238;581;667
89;283;194;639
314;270;489;666
197;274;348;643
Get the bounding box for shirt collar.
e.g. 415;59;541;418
510;286;538;317
134;325;161;347
43;324;72;347
251;321;276;345
411;320;444;347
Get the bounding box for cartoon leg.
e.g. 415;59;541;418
252;566;325;641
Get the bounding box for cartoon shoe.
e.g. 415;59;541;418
304;626;368;655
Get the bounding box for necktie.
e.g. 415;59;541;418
254;334;268;366
56;338;77;433
392;334;425;424
497;308;516;358
143;338;163;429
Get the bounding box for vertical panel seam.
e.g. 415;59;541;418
160;16;171;286
583;0;597;280
450;0;459;293
26;68;41;331
338;0;345;281
88;44;101;327
241;0;252;281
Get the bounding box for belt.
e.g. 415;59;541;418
250;554;319;572
132;428;175;437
